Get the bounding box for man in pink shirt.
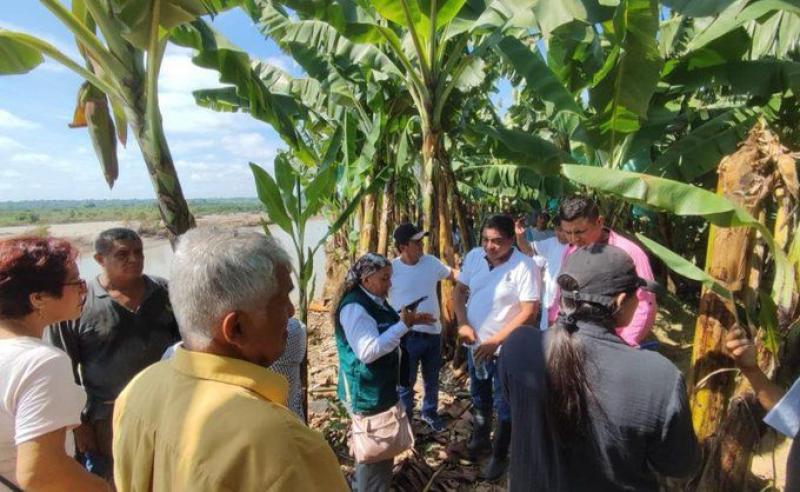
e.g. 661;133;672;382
548;197;656;346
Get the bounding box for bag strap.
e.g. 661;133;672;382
0;474;24;492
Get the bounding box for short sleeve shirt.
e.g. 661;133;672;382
458;248;540;341
0;337;86;485
44;275;180;421
389;255;451;334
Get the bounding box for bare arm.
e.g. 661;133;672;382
474;301;539;361
514;219;534;257
16;428;109;492
726;326;784;411
452;281;477;344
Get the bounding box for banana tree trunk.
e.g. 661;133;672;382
690;126;781;490
358;191;378;255
377;176;394;256
126;107;195;242
435;164;458;357
445;162;472;253
421;129;437;254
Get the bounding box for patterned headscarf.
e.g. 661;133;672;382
345;253;391;286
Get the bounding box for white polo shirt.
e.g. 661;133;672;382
458;247;540;341
389;255;451;334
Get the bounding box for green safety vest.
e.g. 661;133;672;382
335;288;401;415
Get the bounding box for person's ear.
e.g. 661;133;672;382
220;311;245;347
28;292;46;313
613;292;627;310
597;216;605;227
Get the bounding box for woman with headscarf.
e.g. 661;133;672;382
333;253;435;492
500;244;699;491
0;237;109;491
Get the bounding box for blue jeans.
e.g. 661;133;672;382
398;332;441;419
467;350;510;423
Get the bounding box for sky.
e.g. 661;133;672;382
0;4;512;202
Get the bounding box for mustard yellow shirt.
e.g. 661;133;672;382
112;347;348;492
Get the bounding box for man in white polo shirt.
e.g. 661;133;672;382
389;223;457;433
453;214;540;481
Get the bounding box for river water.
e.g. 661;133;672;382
0;217;330;303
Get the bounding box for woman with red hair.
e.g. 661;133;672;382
0;237;108;491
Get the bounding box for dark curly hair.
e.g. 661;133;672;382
559;196;600;222
0;237;78;318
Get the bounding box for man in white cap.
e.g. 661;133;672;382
389;223;457;432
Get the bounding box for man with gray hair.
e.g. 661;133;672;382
111;228;348;492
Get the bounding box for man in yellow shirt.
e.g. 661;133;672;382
112;228;348;492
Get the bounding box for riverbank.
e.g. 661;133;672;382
0;212;328;302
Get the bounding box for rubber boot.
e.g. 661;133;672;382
481;420;511;482
466;409;492;461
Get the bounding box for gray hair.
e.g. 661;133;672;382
169;227;292;347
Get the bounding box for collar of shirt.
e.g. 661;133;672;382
91;274;157;301
482;247;516;270
170;347;288;405
358;285;389;307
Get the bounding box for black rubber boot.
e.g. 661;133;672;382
481;420;511;482
466;409;492;461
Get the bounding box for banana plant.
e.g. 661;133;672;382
243;0;519;257
250;137;390;324
0;0;240;240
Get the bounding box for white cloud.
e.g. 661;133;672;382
0;35;286;200
159;47;223;93
219;132;281;161
0;109;39;129
11;152;49;163
0;170;23;179
0;136;24;151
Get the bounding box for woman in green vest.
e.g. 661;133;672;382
334;253;434;492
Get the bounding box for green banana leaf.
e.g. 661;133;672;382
171;20;317;165
0;31;44;74
109;0;240;49
494;36;583;137
250;162;294;234
652;104;772;181
303;127;344;221
470;123;566;176
685;0;800;53
635;233;732;300
666;60;800;98
587;0;663;148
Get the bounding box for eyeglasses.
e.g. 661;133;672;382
63;278;87;290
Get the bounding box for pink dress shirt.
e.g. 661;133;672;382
548;229;657;346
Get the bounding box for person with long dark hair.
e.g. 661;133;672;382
500;244;699;491
333;253;435;492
